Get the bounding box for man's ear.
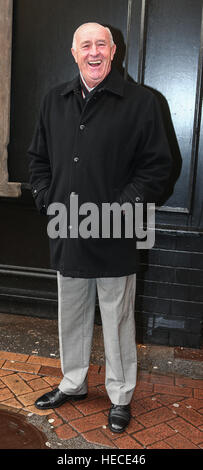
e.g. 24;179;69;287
71;48;78;63
111;44;117;61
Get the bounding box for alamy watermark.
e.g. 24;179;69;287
46;195;155;249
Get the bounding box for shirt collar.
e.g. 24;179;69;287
60;67;125;98
80;72;95;92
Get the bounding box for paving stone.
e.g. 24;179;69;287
88;364;105;376
39;366;63;378
133;390;156;401
74;396;110;416
114;435;143;449
131;400;147;417
154;383;193;397
2;361;40;375
25;405;53;416
27;355;61;368
155;394;187;406
133;382;154;400
1;397;22;409
168;417;203;444
47;412;63;427
168;403;203;427
0;351;29;362
57;402;83;421
0;403;16;412
82;429;115;448
165;433;199;449
175;376;203;389
1;373;33;396
101;426;128;441
18;372;38;381
180;398;203;410
96;385;109;398
125;417;144;434
78;385;106;402
0;379;5;389
134;423;175;446
136;396;162;412
87;367;105;386
147;440;172;449
194;389;203;400
28;378;51;391
17;387;52;406
136;406;175;428
0;387;14;402
70;412;108;433
55;424;78;440
138;371;174;385
0;370;15;377
42;376;61;387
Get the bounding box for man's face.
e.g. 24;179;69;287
71;24;116;88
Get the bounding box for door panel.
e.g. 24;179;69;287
145;0;202;212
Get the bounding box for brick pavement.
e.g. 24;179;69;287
0;350;202;449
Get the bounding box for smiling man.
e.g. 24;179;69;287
71;23;116;88
28;22;172;433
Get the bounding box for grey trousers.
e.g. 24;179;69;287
57;272;137;405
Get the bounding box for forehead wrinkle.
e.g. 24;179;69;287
77;32;108;43
80;38;107;45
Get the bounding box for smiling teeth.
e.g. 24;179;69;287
89;61;102;64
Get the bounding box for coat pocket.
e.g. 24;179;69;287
45;187;53;211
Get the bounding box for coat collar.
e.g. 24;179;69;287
60;67;125;98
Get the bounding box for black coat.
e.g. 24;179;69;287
28;67;172;277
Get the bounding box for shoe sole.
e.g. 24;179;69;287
34;393;87;410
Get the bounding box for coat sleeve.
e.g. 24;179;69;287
118;93;173;205
27;96;52;214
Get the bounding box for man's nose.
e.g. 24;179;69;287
89;44;99;55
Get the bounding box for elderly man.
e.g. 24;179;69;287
28;22;172;433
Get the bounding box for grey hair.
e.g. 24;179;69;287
72;23;115;51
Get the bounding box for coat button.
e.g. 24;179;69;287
80;124;85;130
74;156;79;162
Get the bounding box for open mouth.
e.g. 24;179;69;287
88;60;102;68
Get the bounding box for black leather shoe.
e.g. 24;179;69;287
34;388;87;410
108;403;131;433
